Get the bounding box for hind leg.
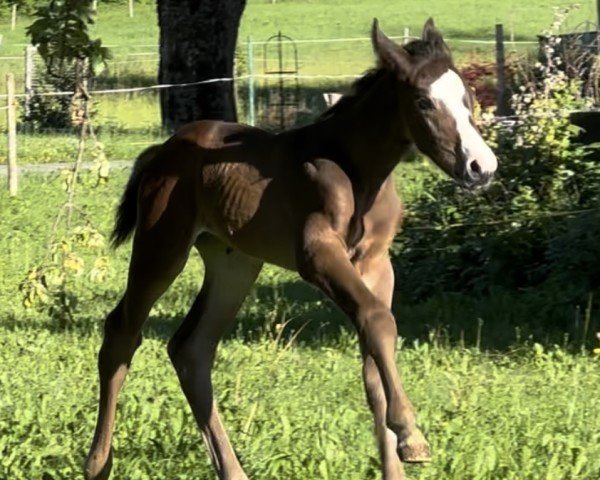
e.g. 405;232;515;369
85;181;196;480
168;235;262;480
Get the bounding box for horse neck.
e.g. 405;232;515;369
320;72;411;190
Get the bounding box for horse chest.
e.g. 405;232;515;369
346;187;403;263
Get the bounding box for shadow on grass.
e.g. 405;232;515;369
4;274;596;352
142;278;599;351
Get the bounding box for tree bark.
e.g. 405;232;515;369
157;0;247;131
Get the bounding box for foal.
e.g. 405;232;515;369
85;18;497;480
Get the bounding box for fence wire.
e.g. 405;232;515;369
0;30;549;161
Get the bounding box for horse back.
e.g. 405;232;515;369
175;120;274;149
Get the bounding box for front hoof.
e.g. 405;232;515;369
84;448;113;480
397;430;432;464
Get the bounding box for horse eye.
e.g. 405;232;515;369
416;96;435;110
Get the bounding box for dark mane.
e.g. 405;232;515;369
318;39;451;121
317;68;388;121
403;39;449;60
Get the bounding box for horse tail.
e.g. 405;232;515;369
111;144;162;248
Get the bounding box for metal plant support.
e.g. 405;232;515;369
262;32;300;131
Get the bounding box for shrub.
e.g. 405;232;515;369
460;62;497;109
23;0;110;130
392;9;600;304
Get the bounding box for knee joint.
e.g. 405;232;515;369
358;305;397;335
357;305;397;352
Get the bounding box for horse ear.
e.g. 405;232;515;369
371;18;411;79
422;17;450;55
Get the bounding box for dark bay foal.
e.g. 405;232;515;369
85;18;497;480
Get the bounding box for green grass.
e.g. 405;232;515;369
1;0;596;82
1;324;599;479
0;166;594;347
0;1;597;164
1;4;600;477
0;146;599;480
1;1;596;57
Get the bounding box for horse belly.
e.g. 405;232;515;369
227;195;298;270
200;164;298;270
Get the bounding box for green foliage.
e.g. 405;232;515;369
23;0;111;129
27;0;110;75
19;223;111;326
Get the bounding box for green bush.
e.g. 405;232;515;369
392;24;600;303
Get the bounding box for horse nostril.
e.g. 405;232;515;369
469;160;482;177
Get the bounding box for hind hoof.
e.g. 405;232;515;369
398;430;432;464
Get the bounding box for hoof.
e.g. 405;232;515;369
84;448;113;480
397;430;432;464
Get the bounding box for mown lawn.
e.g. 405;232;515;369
0;0;596;163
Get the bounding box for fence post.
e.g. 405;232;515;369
6;73;18;196
495;23;508;116
247;35;256;126
403;27;410;45
11;4;17;31
129;0;134;18
24;45;35;118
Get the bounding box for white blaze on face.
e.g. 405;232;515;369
429;70;498;175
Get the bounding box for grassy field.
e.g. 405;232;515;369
1;166;599;478
1;2;599;479
0;0;598;165
1;173;599;480
1;325;598;480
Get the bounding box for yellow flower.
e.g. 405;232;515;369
594;348;600;356
63;254;84;274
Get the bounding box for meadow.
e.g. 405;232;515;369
0;0;598;163
1;1;599;479
1;173;599;479
2;324;599;480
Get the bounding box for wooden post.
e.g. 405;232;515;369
129;0;134;18
247;36;256;126
495;23;508;116
24;45;35;118
403;27;410;45
6;73;18;196
11;4;17;31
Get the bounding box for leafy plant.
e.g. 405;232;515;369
24;0;111;129
392;7;600;306
19;216;113;326
460;62;497;109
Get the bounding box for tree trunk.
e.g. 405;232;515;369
157;0;246;131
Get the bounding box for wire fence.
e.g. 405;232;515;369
0;26;557;185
